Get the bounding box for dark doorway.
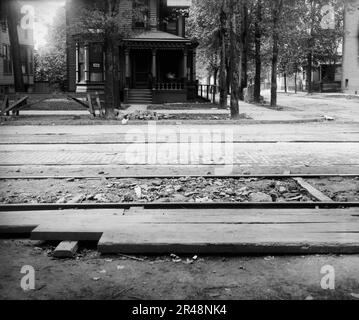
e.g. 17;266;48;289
132;50;151;88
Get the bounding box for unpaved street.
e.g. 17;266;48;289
0;123;358;176
0;121;358;300
1;240;359;300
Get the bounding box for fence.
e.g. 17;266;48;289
197;84;219;104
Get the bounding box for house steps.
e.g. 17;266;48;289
127;89;153;104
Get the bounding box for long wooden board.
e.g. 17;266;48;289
1;208;359;254
294;178;334;202
98;223;359;254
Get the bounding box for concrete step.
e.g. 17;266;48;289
128;94;152;97
128;89;152;104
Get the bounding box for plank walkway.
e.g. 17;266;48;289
1;208;359;254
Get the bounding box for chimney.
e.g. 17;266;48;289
149;0;158;30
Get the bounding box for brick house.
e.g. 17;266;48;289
0;14;34;94
342;0;359;94
66;0;198;104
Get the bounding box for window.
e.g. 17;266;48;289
28;50;33;75
18;45;33;76
20;45;28;75
90;43;104;82
165;19;178;35
133;0;149;29
3;44;12;74
1;20;7;33
78;45;85;82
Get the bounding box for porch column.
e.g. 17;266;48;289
152;49;157;89
183;48;188;83
75;42;80;82
125;49;130;89
192;50;197;82
84;42;90;83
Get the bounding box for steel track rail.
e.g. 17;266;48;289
1;141;358;145
0;202;358;212
0;174;358;180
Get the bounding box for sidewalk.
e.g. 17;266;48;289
16;91;359;123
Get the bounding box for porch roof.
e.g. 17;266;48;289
123;30;198;50
127;30;189;42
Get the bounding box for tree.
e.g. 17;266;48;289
253;0;262;102
35;6;67;90
239;0;249;101
1;0;25;92
270;0;284;108
228;0;240;117
188;0;228;108
72;0;134;118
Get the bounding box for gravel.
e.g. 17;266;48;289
0;177;317;204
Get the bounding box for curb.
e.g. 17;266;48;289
0;118;326;126
126;118;325;125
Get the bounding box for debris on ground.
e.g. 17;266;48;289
118;110;233;121
2;176;355;204
170;254;182;263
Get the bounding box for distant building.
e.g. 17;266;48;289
342;0;359;94
66;0;198;104
0;15;34;94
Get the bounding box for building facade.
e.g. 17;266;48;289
342;0;359;94
0;16;34;94
66;0;198;104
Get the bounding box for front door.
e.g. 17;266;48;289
132;51;151;89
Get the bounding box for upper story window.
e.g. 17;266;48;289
2;44;12;75
159;1;189;36
0;19;7;33
133;0;150;29
167;0;191;6
20;45;33;75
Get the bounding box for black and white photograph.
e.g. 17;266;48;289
0;0;359;307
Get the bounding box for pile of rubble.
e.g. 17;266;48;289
0;177;317;204
120;111;231;121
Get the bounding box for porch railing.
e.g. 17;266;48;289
197;84;219;104
155;83;184;90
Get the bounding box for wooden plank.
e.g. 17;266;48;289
53;241;78;258
68;96;89;110
2;208;359;254
0;225;37;234
98;223;359;254
0;209;124;234
4;96;28;115
31;228;103;241
87;94;95;117
294;178;334;202
13;97;48;112
1;208;358;230
1;95;9;115
95;93;103;116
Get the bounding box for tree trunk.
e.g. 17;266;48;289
253;0;262;103
229;0;239;119
307;53;312;93
103;39;116;118
239;0;249;101
294;70;297;94
219;0;227;109
5;0;25;92
270;0;283;108
284;72;287;93
213;68;218;87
